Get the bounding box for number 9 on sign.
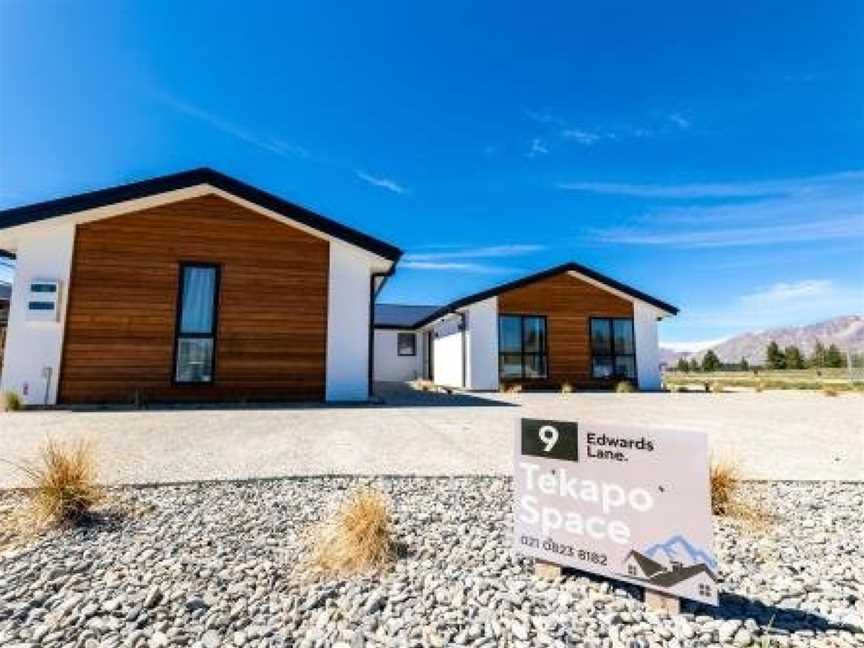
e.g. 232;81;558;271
539;425;559;452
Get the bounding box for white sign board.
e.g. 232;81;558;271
513;418;718;606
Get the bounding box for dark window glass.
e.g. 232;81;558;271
30;283;57;293
397;332;416;356
175;264;219;384
591;318;636;380
613;319;635;354
498;316;522;353
498;315;548;379
28;301;55;311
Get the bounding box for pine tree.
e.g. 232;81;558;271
676;357;690;373
701;350;721;373
740;357;749;371
825;344;844;368
765;341;785;369
784;345;804;370
689;357;700;372
810;341;826;368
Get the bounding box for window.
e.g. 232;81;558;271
174;264;219;384
498;315;548;379
590;318;636;380
627;565;637;576
698;583;712;598
397;332;416;356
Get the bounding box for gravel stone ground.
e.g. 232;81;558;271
0;478;861;648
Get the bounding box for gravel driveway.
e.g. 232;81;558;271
1;386;861;487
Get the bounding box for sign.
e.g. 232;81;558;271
513;418;718;606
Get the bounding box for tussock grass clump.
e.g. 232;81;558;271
310;487;393;574
560;381;573;394
501;383;522;394
710;382;726;393
17;439;103;527
710;457;763;526
410;379;436;393
822;386;839;397
615;381;635;393
1;391;23;412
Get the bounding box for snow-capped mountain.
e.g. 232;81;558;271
644;535;717;571
661;315;864;366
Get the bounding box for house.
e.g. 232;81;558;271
0;169;401;405
622;549;666;580
373;263;678;391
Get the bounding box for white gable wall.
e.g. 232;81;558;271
0;224;76;405
464;297;499;390
634;301;663;390
431;316;463;388
373;329;421;382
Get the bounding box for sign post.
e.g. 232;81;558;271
513;418;717;609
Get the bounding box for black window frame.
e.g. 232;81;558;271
397;332;417;357
498;314;549;380
172;262;221;385
589;316;637;381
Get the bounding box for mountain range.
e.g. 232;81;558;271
644;534;717;571
661;315;864;366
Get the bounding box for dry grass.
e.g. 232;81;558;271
710;381;726;393
560;381;573;394
500;383;523;394
754;382;765;393
410;379;436;393
615;380;635;393
309;487;394;575
822;386;839;397
11;438;103;528
1;390;23;412
710;457;764;527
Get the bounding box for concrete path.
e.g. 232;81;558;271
1;385;861;487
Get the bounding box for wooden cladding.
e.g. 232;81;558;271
59;194;329;403
497;272;633;388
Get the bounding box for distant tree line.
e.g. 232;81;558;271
673;340;852;373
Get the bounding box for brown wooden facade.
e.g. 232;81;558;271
58;194;329;403
497;272;634;389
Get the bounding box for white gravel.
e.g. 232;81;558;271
1;389;862;487
1;478;861;647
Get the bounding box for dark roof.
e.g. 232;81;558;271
0;282;10;301
410;262;678;328
374;303;441;329
0;168;402;262
647;563;716;587
626;551;666;577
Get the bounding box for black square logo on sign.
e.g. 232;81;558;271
521;418;579;462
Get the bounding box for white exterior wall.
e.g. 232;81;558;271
0;224;76;405
464;297;499;390
326;241;373;401
634;301;663;391
432;316;463;388
373;329;421;382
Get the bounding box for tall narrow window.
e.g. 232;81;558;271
498;315;548;379
174;263;219;384
590;317;635;380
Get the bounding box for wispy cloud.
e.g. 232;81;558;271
740;280;833;306
404;244;545;262
561;129;601;145
527;139;549;158
400;261;511;273
570;171;864;248
526;110;567;127
666;113;690;129
160;95;309;159
401;243;544;274
355;170;407;194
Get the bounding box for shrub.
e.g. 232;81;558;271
560;381;573;394
822;386;839;397
615;381;635;393
710;457;762;524
310;487;393;574
17;439;103;527
1;391;23;412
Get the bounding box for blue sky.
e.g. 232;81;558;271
1;1;862;346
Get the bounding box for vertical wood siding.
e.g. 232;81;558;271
497;273;634;388
59;194;329;403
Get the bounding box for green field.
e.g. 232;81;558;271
662;367;864;392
